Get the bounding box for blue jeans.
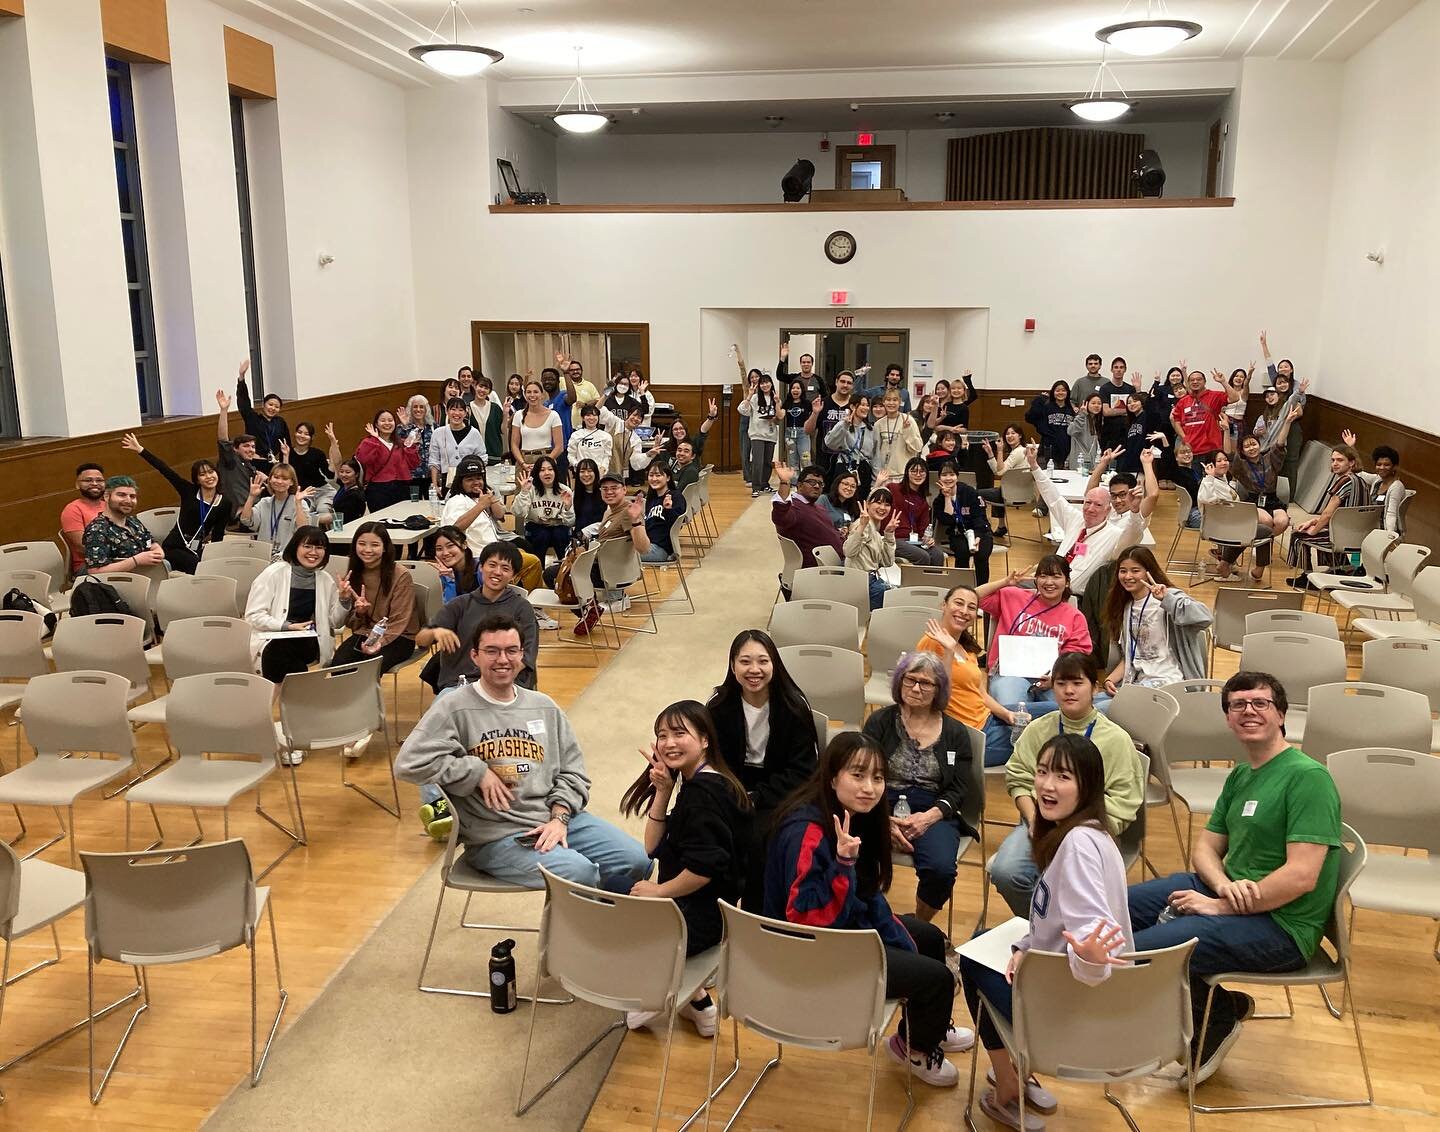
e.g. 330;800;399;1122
783;429;810;473
867;574;891;610
959;939;1014;1052
524;523;571;567
887;786;962;909
990;822;1039;917
463;811;652;894
982;714;1016;768
1129;872;1305;1032
640;543;673;563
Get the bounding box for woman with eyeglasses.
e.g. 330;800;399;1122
862;651;978;925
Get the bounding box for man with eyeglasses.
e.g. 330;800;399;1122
771;461;844;572
61;462;108;575
1127;670;1341;1087
397;613;650;890
556;352;601;433
1084;447;1158;547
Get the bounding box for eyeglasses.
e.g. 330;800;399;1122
479;646;523;659
901;676;938;691
1225;698;1276;715
799;478;825;489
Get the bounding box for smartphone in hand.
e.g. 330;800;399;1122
514;832;540;849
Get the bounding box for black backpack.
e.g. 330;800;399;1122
68;579;132;618
1;588;59;635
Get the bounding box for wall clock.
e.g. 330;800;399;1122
825;230;857;265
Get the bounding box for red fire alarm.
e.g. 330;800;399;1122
856;132;875;146
1024;318;1036;333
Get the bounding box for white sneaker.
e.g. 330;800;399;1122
605;594;631;614
343;734;372;760
679;997;718;1038
279;749;304;767
885;1033;959;1087
941;1023;975;1052
536;614;560;630
625;1010;660;1031
1031;507;1045;517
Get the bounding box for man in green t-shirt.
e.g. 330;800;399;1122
1128;670;1341;1087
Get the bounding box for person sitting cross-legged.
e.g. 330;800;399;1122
395;614;651;893
1127;670;1342;1087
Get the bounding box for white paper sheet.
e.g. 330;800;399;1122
257;630;319;641
955;916;1029;973
996;634;1060;679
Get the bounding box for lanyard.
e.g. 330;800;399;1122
1060;715;1098;739
196;493;215;528
269;496;290;542
1009;592;1058;636
1127;593;1152;665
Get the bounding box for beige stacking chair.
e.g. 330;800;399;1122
1198;499;1271;584
1307;529;1398;611
529;545;612;661
277;656;397;823
791;566;871;629
1237;631;1347;741
75;572;159;644
150;573;238;633
0;841;143;1102
0;672;136;867
515;868;734;1130
899;563;975;591
705;900;912;1132
999;467;1043;542
1243;607;1340;639
883;585;946;610
862;604;936;706
768;598;860;652
1328;748;1440;963
204;537;274;561
1331;542;1431;626
0;609;48;768
1299;682;1433;764
1208;587;1303;666
1360;637;1440;751
1353;565;1440;644
596;538;659;636
136;506;180;542
779;645;865;732
196;556;269;614
81;839;287;1103
774;535;804;603
124;673;299;878
968;940;1200;1132
1106;685;1180;875
812;544;842;568
1158;680;1247;864
1192;825;1372;1116
0;542;69;608
0;570;58;612
128;615;254;730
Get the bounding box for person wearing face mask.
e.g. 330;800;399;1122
61;463;109;575
119;433;232;574
1026;382;1075;470
1027;446;1154;595
245;527;347;704
766;734;972;1089
234;359;289;463
708;629;819;910
618;701;752;1039
995;653;1142;919
1102;547;1211;694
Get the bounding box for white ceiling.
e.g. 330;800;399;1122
215;0;1419;86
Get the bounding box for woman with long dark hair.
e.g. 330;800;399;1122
766;734;972;1087
570;458;607;535
118;432;232;573
889;456;946;566
244;526;346;699
1067;392;1104;472
708;629;818;909
332;520;418;674
512;455;573;567
354;408;421;511
331;457;368;526
429;525;477;603
619;701;752;1038
780;378;815;473
818;468;862;531
824;393;877;497
1025;381;1075;469
739;371;780;498
959;733;1133;1129
1101;545;1211;693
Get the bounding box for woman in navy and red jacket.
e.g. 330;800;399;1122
764;733;972;1086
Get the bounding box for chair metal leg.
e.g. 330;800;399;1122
340;729;401;819
255;766;307;879
4;804;26;846
250;899;288;1086
1103;1084;1143;1132
417;886;571;1003
680;1017;739;1132
514;1008;625;1115
89;959;151;1104
718;1041;783;1132
17;806;66;862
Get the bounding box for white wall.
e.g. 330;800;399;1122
489;106;558;203
557;122;1210;205
1317;0;1439;432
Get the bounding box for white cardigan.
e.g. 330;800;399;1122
244;560;347;668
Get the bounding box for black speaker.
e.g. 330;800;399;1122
781;159;815;203
1133;149;1166;198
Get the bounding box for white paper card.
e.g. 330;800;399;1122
956;917;1029;974
257;630;318;641
997;635;1060;679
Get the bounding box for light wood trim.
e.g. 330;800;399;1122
225;25;276;100
100;0;170;65
0;0;24;20
488;198;1236;215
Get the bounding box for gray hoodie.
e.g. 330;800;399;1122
394;684;589;847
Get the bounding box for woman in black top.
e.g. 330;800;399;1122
331;459;368;526
1024;381;1075;469
120;433;232;573
1117;390;1153;474
570;458;606;534
928;373;978;432
931;461;994;584
283;421;336;492
707;629;819;909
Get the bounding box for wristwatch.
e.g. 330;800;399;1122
551;807;571;826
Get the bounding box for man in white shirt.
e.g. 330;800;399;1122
1025;445;1157;593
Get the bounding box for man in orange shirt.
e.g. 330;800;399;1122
59;462;107;575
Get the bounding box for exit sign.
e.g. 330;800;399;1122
856;132;874;146
830;290;849;306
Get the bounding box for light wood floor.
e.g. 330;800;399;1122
587;486;1440;1132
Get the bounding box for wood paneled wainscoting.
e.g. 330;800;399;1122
0;381;424;553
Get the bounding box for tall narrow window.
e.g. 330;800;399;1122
0;259;18;438
230;94;264;395
108;57;162;417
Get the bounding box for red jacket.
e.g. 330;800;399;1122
355;436;421;485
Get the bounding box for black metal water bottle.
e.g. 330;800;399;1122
489;938;518;1013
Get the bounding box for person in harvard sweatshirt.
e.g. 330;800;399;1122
395;614;651;892
765;733;973;1088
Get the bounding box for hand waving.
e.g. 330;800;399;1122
924;618;957;651
119;432;143;454
1062;920;1128;969
216;389;233;411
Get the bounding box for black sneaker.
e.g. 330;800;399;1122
1188;991;1255;1086
1286;575;1309;589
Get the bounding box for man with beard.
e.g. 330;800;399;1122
61;463;108;575
82;476;166;576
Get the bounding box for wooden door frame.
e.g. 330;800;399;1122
1204;121;1221;198
834;145;897;190
469;321;651;383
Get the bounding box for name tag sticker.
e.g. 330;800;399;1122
527;719;546;736
945;750;957;766
1242;799;1258;817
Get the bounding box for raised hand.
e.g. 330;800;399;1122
353;584;371;613
403;430;418;448
1259;331;1268;351
1004;565;1033;587
884;506;900;535
773;460;794;485
248;472;267;497
1210;368;1226;384
1287;403;1303;422
364;422;379;440
1144;571;1168;600
645;745;673;793
874;469;892;489
1100;446;1124;465
626;493;644;522
811;395;823;415
1298;378;1311;393
119;432;143;454
279;439;291;462
924;618;957;651
325;422;338;443
1341;428;1357;447
296;486;315;504
833;811;861;859
982;440;994;457
1146;431;1165;443
554;351;566;366
708;397;718;416
238;359;251;378
662;492;673;509
779;341;790;360
337;571;357;603
1202;461;1217;478
1024;443;1040;469
216;389;233;411
1062;920;1128;968
1139;446;1155;467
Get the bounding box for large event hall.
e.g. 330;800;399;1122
0;0;1435;1128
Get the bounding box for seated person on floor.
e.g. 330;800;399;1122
397;615;651;894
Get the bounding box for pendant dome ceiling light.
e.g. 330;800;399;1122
553;47;609;134
409;1;503;78
1096;0;1201;56
1066;49;1133;122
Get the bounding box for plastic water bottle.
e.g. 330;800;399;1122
1010;707;1032;744
1156;905;1180;925
1046;458;1055;474
489;938;518;1013
428;485;440;505
361;616;388;654
893;794;912;819
332;513;344;534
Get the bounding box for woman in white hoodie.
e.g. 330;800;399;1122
244;525;347;684
958;733;1134;1130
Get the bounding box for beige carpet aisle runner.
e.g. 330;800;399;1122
202;498;781;1131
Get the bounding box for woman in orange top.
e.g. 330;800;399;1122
916;584;1016;768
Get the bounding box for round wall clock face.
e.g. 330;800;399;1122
825;230;857;264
